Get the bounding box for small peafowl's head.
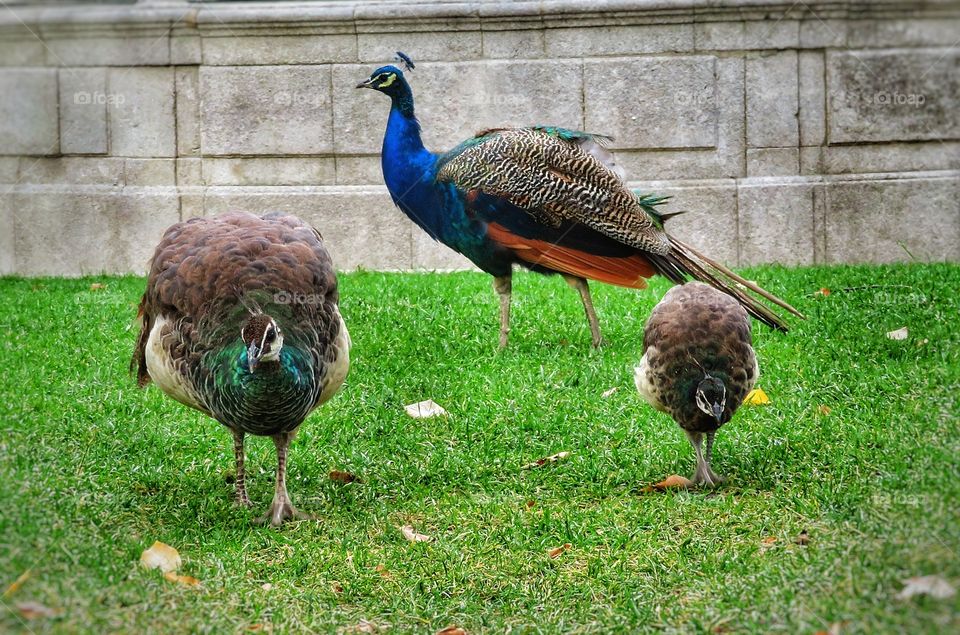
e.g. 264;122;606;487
355;65;408;96
241;314;284;373
695;376;726;424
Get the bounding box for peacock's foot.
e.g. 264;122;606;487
254;499;313;527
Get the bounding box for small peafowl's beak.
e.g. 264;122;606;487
711;402;723;423
356;77;375;89
247;341;262;373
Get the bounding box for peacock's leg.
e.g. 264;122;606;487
232;430;252;507
563;275;603;348
687;430;720;487
704;430;723;484
256;431;312;526
493;274;512;349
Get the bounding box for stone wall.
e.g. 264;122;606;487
1;0;958;276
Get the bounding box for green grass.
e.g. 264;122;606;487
1;264;958;634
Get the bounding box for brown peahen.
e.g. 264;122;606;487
634;282;757;486
131;212;351;526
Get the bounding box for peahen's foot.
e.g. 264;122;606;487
255;499;313;527
692;464;724;487
236;492;253;508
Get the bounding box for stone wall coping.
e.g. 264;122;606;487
3;0;959;35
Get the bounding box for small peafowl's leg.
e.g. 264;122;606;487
563;275;603;348
704;430;723;484
256;430;312;527
687;430;720;487
493;274;512;349
232;430;252;507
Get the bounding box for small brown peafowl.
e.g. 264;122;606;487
131;212;350;526
634;282;757;486
358;57;803;348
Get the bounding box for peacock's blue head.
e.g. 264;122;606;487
240;313;284;373
355;65;409;97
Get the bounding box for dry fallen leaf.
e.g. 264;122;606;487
3;569;31;598
344;619;380;633
642;474;694;493
400;525;433;543
525;500;536;509
89;282;106;291
140;541;182;573
795;530;811;546
817;405;832;416
16;601;61;619
331;581;344;593
261;583;273;591
886;326;909;341
814;621;847;635
816;287;831;297
404;399;447;419
547;543;572;559
601;386;618;398
163;571;201;587
329;470;361;484
743;387;770;405
374;564;391;579
896;575;956;600
522;451;571;469
436;627;467;635
761;536;778;546
247;624;265;632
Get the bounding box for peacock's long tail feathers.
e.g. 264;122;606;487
646;235;806;332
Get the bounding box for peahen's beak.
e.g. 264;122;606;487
711;402;723;423
356;77;375;89
247;341;262;373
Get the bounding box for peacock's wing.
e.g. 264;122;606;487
436;127;671;256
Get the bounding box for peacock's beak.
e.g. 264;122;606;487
247;341;262;373
356;77;375;89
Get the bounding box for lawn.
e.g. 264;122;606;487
0;264;958;634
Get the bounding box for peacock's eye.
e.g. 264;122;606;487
265;330;276;343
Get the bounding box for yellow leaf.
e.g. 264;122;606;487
642;474;693;493
743;387;770;405
140;541;181;573
547;543;572;559
163;571;201;587
3;569;31;598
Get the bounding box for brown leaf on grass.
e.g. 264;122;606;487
247;625;270;633
886;326;909;341
815;287;831;297
525;500;536;509
261;583;273;591
895;575;956;600
3;569;31;597
601;386;618;398
436;627;467;635
795;530;811;546
331;581;344;593
343;619;380;633
400;525;433;543
522;451;571;469
641;474;693;493
163;571;200;587
743;387;770;405
140;541;182;573
16;601;61;619
761;536;777;546
817;405;832;416
374;564;391;579
547;543;572;559
89;283;106;291
814;619;848;635
330;470;361;484
404;399;447;419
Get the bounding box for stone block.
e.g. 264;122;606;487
545;24;694;57
746;148;799;177
798;51;825;146
696;18;799;51
45;34;171;67
0;38;45;66
802;142;960;176
200;66;333;155
738;179;815;266
175;67;201;157
170;34;202;66
0;158;18;182
201;158;336;186
12;188;180;275
336;155;383;186
411;227;477;272
203;34;357;66
824;176;960;264
358;30;482;63
0;195;13;274
584;56;719;150
202;186;414;271
59;68;108;155
108;67;176;157
826;49;960;144
799;19;847;49
483;30;545;59
0;69;58;156
746;52;799;148
176;158;203;186
124;159;176;186
16;157;124;185
846;18;960;48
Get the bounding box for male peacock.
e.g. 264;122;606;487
131;212;351;526
634;282;757;486
358;60;803;348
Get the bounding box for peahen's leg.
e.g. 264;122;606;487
563;275;603;348
232;430;252;507
687;430;720;487
256;431;312;526
493;274;512;349
704;431;723;484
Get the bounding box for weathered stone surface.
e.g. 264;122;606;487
0;69;58;155
801;142;960;176
746;52;799;148
59;68;108;155
584;56;718;150
175;67;201;157
203;186;413;271
411;227;476;272
0;195;13;274
203;34;357;66
746;148;799;177
170;34;202;66
798;51;825;147
124;159;176;186
45;34;171;67
545;24;693;57
109;67;176;157
846;18;960;48
0;38;45;66
202;158;336;186
358;30;482;63
11;188;180;275
826;49;960;144
738;179;815;266
482;29;545;59
16;157;124;185
200;65;333;155
335;155;383;186
824;176;960;264
695;18;800;51
176;158;203;186
0;158;18;182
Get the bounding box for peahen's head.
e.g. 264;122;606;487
241;314;284;373
356;65;410;98
694;375;726;423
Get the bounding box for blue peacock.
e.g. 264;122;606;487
357;57;803;347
